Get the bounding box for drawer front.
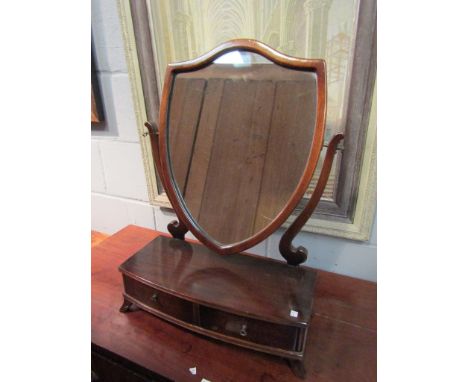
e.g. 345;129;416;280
199;306;301;351
123;275;193;324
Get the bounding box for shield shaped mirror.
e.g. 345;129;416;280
164;47;320;248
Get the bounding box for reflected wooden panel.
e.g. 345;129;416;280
168;59;317;245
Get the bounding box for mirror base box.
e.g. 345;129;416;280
119;235;317;377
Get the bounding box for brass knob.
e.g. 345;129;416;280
151;293;159;302
240;324;248;337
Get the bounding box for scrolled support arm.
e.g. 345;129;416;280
144;122;189;240
279;133;344;266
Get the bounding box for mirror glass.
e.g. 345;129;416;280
167;50;317;246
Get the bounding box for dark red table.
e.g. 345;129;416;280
92;225;376;382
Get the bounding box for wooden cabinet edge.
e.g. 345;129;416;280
122;292;306;360
119;270;310;328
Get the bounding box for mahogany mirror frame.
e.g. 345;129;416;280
147;39;338;263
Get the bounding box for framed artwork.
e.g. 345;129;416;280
91;50;104;124
118;0;376;240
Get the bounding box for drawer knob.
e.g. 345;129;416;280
150;292;159;302
240;324;248;337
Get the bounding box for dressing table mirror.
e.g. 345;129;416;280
119;39;343;378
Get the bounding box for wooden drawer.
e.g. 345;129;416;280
123;275;193;324
199;305;302;352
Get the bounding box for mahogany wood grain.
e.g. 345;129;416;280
91;231;109;247
313;270;377;331
119;236;316;326
279;133;344;265
123;275;194;323
199;305;301;351
92;225;376;382
144;121;190;240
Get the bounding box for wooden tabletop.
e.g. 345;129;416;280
92;225;376;382
119;235;317;326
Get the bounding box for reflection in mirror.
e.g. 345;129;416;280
167;50;317;245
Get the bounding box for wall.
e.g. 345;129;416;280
91;0;377;282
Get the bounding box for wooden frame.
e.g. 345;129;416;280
91;48;104;124
295;84;376;241
117;0;377;240
118;0;170;207
280;133;344;264
117;230;319;377
150;39;335;260
311;0;376;223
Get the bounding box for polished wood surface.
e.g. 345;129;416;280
119;235;316;367
91;230;109;247
121;273;306;360
156;39;328;256
280;134;344;265
120;236;316;326
92;225;376;382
